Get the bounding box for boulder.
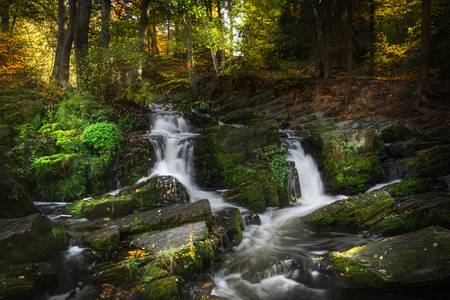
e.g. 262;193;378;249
304;180;450;236
0;262;58;299
82;225;120;253
142;264;169;283
92;261;136;287
286;161;301;203
398;145;450;179
70;194;134;219
110;199;212;235
328;226;450;288
130;221;210;253
213;208;244;248
137;276;182;300
132;176;189;211
0;214;69;264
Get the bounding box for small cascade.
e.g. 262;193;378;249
143;106;231;210
212;133;345;300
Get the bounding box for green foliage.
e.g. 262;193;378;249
83;122;122;158
255;144;288;187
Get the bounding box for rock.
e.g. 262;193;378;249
381;123;416;143
0;214;69;264
142;264;169;283
132;176;189;211
111;199;212;235
70;194;134;219
328;226;450;288
244;214;261;226
92;261;136;287
213;208;244;248
385;138;418;158
286;161;301;203
304;180;450;236
0;262;58;299
82;225;120;253
194;123;285;212
130;221;210;253
321;128;384;194
398;145;450;179
137;276;182;300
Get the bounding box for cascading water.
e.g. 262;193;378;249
211;133;350;300
142;107;231;210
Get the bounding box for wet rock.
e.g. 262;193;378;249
329;226;450;288
0;262;58;299
304;180;450;236
244;214;261;226
132;176;189;210
142;264;169;283
130;221;210;253
385;138;418;158
397;145;450;179
137;276;182;300
82;225;120;253
70;194;134;219
92;261;136;287
286;161;301;203
381;123;417;143
0;214;69;264
213;208;244;248
111;199;212;235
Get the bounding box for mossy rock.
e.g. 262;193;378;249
70;194;134;219
131;176;189;211
399;145;450;179
304;190;395;230
82;225;120;253
92;260;136;287
0;214;69;264
142;264;169;283
381;123;416;143
213;208;244;248
137;276;182;300
322;130;383;194
0;262;58;299
329;226;450;288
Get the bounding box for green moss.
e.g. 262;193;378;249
384;179;429;198
137;276;182;300
70;194;134;219
93;261;136;287
142;264;169;283
401;145;450;178
330;252;390;288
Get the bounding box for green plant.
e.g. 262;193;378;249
255;144;288;187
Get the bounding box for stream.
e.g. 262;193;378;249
36;106;429;300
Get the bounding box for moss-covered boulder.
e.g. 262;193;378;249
0;214;69;264
137;276;182;300
142;264;169;283
111;199;212;235
398;145;450;179
213;208;244;248
131;176;189;211
82;225;120;253
328;226;450;288
321;129;383;195
130;221;210;253
70;194;134;219
0;262;58;299
92;260;137;287
304;180;450;235
195;124;288;212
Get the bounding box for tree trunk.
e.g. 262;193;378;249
166;18;170;56
0;0;10;32
74;0;92;85
59;0;77;85
183;12;195;89
345;0;353;108
216;0;225;66
151;24;159;55
226;0;233;55
419;0;431;101
138;0;149;52
100;0;111;48
369;0;375;76
52;0;66;82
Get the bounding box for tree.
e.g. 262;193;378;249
139;0;150;52
419;0;431;100
52;0;65;82
0;0;10;32
100;0;111;48
369;0;375;76
345;0;353;108
59;0;77;85
74;0;92;85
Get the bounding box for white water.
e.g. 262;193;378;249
366;179;402;192
143;110;233;210
212;137;345;300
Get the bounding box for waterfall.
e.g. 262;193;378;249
143;108;230;210
212;136;344;300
